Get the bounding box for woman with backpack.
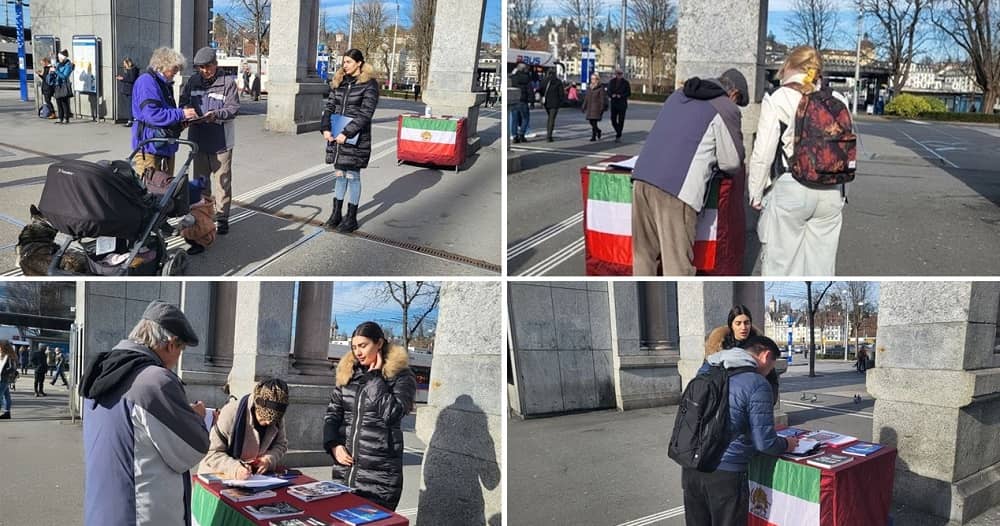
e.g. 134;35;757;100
323;321;416;511
747;46;854;276
53;50;75;124
320;48;379;234
200;378;289;479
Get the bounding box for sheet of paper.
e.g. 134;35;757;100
96;236;116;256
222;474;288;488
791;438;819;455
608;155;639;171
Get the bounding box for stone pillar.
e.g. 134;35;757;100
421;0;488;152
173;0;196;102
228;282;294;398
266;0;328;133
177;282;232;409
868;282;1000;523
609;282;682;410
291;282;336;377
416;282;501;526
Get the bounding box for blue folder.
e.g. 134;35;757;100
329;114;359;145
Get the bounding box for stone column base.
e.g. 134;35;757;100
290;358;336;378
419;90;487;153
265;80;329;134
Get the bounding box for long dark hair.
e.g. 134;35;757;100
722;304;757;348
352;321;386;354
343;48;365;68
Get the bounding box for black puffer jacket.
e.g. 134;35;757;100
321;63;379;170
323;345;416;510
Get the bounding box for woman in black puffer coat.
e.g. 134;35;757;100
321;48;380;233
323;321;416;511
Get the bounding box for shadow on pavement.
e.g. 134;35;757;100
780;365;871;392
357;168;444;225
0;149;111;171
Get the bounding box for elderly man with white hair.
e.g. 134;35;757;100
131;47;199;178
80;300;209;526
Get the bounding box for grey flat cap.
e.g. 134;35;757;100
192;46;217;66
142;300;199;346
719;68;750;107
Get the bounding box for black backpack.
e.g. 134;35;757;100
668;364;755;472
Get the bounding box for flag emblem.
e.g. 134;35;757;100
421;130;432;141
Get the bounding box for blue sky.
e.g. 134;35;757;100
325;281;440;339
765;282;881;311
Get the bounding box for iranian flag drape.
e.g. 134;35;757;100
584;169;632;274
749;456;821;526
397;115;467;168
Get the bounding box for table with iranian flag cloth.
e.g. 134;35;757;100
580;156;745;275
191;474;408;526
396;114;467;170
747;440;897;526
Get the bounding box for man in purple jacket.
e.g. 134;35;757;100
131;47;198;179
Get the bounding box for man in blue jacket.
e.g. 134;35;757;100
131;47;198;179
684;335;798;526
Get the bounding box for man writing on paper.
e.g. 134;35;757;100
80;300;210;526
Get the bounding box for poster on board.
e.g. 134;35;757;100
71;36;100;95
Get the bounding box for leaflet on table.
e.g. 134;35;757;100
223;474;293;489
243;501;305;520
198;472;225;484
607;155;638;171
776;427;809;438
329;505;392;525
842;442;885;457
269;518;329;526
806;453;855;469
785;438;821;456
220;488;276;502
801;430;857;447
287;480;354;502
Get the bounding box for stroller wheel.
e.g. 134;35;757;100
162;251;189;276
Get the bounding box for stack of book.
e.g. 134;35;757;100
220;488;277;502
806;453;855;470
801;430;857;447
269;518;329;526
329;505;392;526
841;442;884;457
243;502;305;521
287;481;355;502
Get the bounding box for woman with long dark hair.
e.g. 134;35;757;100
116;57;140;127
321;48;380;233
323;321;416;510
53;50;75;124
705;305;780;403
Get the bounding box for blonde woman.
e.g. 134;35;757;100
747;46;851;276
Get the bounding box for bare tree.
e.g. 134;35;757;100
379;282;441;352
560;0;603;42
843;281;875;358
804;281;835;377
857;0;931;91
234;0;270;73
784;0;841;51
930;0;1000;113
353;0;389;74
629;0;677;92
510;0;538;49
410;0;436;88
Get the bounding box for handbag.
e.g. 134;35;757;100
54;82;73;99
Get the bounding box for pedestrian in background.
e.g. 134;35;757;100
323;321;417;511
608;69;632;142
582;73;607;142
35;56;56;119
50;349;69;387
53;50;75;124
46;345;56;377
19;345;29;375
131;47;198;178
539;69;565;142
509;62;531;143
116;57;140;127
567;82;580;107
0;340;18;419
747;46;849;276
181;46;241;242
321;48;379;234
32;344;48;397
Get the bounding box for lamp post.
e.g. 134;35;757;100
856;301;865;366
853;7;863;115
620;0;627;72
388;0;399;91
347;0;355;50
842;290;850;362
10;0;29;102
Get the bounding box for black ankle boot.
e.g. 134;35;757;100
324;199;344;230
0;411;10;419
337;203;359;233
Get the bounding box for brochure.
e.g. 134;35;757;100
607;155;638;171
220;488;276;502
785;438;821;456
806;453;855;470
243;502;305;520
269;518;329;526
802;430;857;447
198;472;225;484
776;427;808;438
330;505;392;526
842;442;885;457
287;480;354;502
223;474;293;490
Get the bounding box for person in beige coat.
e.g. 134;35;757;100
200;378;290;479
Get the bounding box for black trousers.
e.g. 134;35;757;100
611;103;627;138
545;108;559;139
56;96;72;121
682;468;748;526
589;119;601;138
42;91;55;114
34;367;48;394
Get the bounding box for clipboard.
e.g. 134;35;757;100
329;114;359;145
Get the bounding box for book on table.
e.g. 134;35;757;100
780;438;822;459
220;488;277;502
842;442;885;457
198;472;225;484
287;480;354;502
243;501;305;520
329;505;392;525
806;453;855;470
776;427;809;438
269;518;329;526
801;430;857;447
223;474;293;490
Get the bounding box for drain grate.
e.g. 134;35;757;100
232;200;501;273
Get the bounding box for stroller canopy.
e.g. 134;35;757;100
37;160;149;240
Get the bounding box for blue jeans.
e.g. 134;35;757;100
333;169;362;206
509;102;529;137
0;381;10;412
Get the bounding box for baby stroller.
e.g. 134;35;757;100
22;138;199;276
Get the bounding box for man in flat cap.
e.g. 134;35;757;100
180;46;241;245
80;300;210;526
631;68;749;276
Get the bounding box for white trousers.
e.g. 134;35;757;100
758;175;845;276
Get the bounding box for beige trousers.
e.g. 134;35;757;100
631;180;698;276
